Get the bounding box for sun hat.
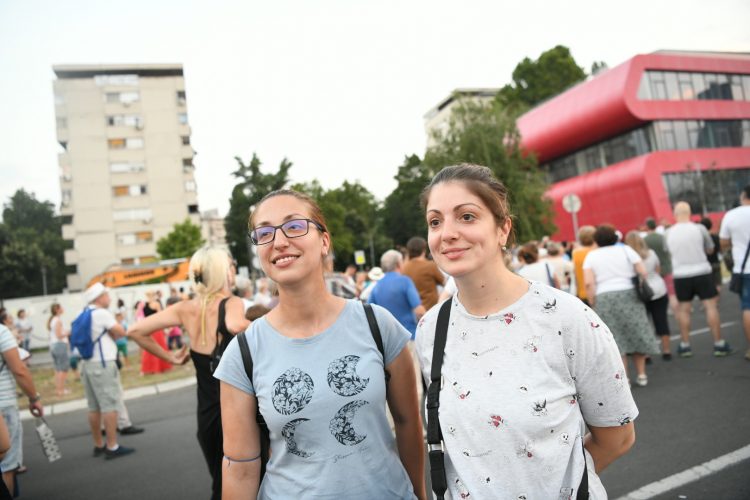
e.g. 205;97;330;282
83;283;109;304
367;267;385;281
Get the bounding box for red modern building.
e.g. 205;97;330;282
517;51;750;241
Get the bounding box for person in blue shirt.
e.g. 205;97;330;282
368;250;426;339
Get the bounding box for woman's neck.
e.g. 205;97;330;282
455;259;529;317
270;277;344;338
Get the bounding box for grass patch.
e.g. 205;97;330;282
21;350;195;407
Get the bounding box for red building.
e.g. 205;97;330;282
517;51;750;241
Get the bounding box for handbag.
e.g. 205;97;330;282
729;242;750;294
623;247;653;302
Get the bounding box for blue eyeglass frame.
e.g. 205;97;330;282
248;218;326;245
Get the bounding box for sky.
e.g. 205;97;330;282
1;0;749;217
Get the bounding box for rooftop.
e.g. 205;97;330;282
53;63;184;79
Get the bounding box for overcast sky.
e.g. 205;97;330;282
1;0;749;217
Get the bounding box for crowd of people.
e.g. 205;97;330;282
1;168;748;499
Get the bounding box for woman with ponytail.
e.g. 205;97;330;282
128;245;249;500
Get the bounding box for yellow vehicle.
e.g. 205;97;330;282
87;258;191;289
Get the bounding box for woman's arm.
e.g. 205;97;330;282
386;346;427;500
584;423;635;473
224;297;251;334
634;261;648;280
127;303;188;365
583;269;597;307
221;382;262;500
54;319;66;341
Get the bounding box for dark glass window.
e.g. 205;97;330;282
663;167;750;214
658;122;677;149
188;204;199;214
704;74;720;99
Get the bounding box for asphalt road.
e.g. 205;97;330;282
17;288;750;499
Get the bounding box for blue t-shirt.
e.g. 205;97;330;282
213;300;414;499
368;272;422;338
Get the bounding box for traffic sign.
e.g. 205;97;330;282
354;250;366;266
562;194;581;214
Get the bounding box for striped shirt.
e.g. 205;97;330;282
0;325;19;409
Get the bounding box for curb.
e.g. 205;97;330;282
20;376;196;421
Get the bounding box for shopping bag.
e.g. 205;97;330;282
35;418;62;463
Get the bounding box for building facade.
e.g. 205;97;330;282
424;88;499;148
517;51;750;241
53;64;200;291
201;209;227;247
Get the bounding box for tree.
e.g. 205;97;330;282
381;154;435;247
225;153;292;266
422;100;556;242
0;189;67;298
495;45;586;114
156;218;205;259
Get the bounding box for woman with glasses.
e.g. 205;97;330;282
416;165;637;499
214;190;426;499
128;246;248;500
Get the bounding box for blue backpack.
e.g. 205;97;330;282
70;308;107;365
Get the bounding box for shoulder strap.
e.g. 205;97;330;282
237;331;253;384
217;297;232;336
426;299;452;500
740;241;750;273
237;331;271;478
362;303;390;387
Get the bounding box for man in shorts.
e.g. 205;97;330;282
719;184;750;361
0;319;43;494
666;202;731;357
80;283;135;459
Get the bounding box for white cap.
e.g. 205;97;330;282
368;267;385;281
83;283;109;304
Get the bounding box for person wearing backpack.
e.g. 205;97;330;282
73;283;134;460
214;190;426;500
416;165;637;500
128;246;248;500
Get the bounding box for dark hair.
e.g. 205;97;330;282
594;224;618;247
421;164;515;245
249;189;328;232
48;303;62;330
699;217;712;231
645;217;656;230
406;236;427;258
518;243;539;263
245;304;271;322
743;184;750;199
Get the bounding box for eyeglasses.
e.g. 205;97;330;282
248;218;326;245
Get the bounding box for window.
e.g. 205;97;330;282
56;117;67;128
95;74;138;86
730;75;744;101
188;204;199;214
178;113;188;125
61;215;73;225
678;72;694;100
121;258;135;265
113;184;147;197
105;91;140;104
693;73;708;99
109;137;144;149
177;90;186;105
61;190;72;207
110;162;145;173
182;158;193;167
185;180;196;192
108;138;125;149
59;166;72;181
743;76;750;102
113;208;152;221
639;70;750;101
649;71;667;100
117;233;136;245
664;72;680;100
117;231;153;246
136;231;152;242
662;167;750;214
107;115;143;128
181;136;190;145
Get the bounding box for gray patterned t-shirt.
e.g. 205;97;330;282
415;281;639;500
214;300;414;499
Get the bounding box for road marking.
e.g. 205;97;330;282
615;443;750;500
669;321;736;341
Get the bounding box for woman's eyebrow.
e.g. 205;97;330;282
255;213;306;226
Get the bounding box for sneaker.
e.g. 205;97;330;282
713;341;733;357
93;446;106;457
119;426;144;435
634;375;648;387
677;344;693;358
662;353;672;361
104;446;135;460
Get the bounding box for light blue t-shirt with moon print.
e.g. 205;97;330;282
213;299;415;499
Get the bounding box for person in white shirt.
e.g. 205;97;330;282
719;184;750;361
14;310;32;352
78;283;135;459
666;202;731;358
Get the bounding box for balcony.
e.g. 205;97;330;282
64;249;79;265
62;224;75;240
66;274;83;292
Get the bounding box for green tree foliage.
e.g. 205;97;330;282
495;45;586;114
381;154;435;247
0;189;67;298
156;218;205;259
422;101;556;242
225;153;292;265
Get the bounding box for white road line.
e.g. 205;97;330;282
615;443;750;500
669;321;736;341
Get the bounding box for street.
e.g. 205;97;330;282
17;288;750;499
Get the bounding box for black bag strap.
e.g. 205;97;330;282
362;303;390;388
237;331;270;478
739;241;750;274
426;299;452;500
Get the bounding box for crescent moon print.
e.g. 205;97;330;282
327;355;369;396
272;367;315;415
329;400;369;445
281;418;314;458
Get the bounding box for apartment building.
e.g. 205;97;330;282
53;64;200;291
423;88;498;148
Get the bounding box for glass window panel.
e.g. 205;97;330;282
178;113;188;125
742;121;750;147
126;138;143;149
692;73;708;100
136;231;153;242
637;73;651;99
743;76;750;102
117;234;136;245
656;122;676;150
664;72;680;100
113;186;129;197
105;92;120;103
686;121;700;149
716;74;732;100
185;181;197;192
730;75;744;100
704;74;719;99
108;138;125;149
696;121;714;148
119;91;139;103
673;121;690;150
679;80;695;100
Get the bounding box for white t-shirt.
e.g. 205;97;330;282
415;282;638;500
583;245;641;294
49;316;68;344
517;261;555;286
643;250;668;300
719;205;750;274
665;222;713;278
87;306;119;362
